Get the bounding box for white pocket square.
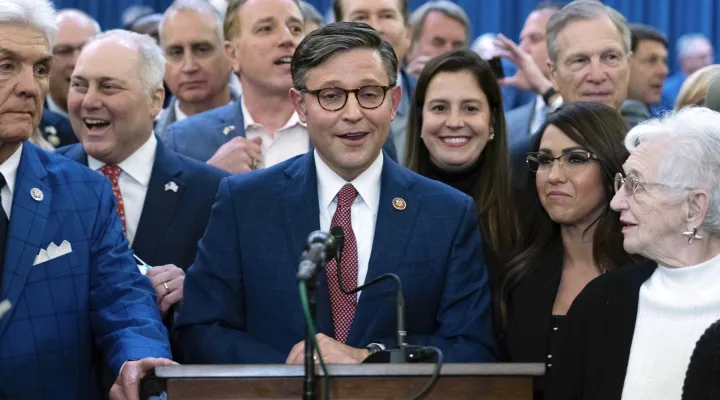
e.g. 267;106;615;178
33;240;73;266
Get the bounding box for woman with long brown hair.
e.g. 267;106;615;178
405;49;519;279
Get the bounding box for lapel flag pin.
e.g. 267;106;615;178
31;188;44;201
223;125;236;136
165;181;179;193
392;197;406;211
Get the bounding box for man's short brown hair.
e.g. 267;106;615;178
224;0;301;40
332;0;410;24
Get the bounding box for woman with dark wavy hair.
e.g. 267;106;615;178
498;102;643;397
405;49;520;281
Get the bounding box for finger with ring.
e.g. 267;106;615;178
163;282;170;293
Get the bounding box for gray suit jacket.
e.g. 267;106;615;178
505;97;537;147
620;99;651;128
156;86;241;142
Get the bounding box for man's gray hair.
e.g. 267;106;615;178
409;0;471;45
88;30;166;95
676;33;711;58
624;107;720;234
56;9;101;35
160;0;225;42
291;22;398;89
546;0;631;63
0;0;58;47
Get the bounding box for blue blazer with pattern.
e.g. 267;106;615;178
175;151;497;364
0;143;170;399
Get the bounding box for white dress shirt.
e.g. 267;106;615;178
241;97;308;168
0;143;23;219
88;134;157;246
46;95;69;119
174;99;188;122
315;150;383;298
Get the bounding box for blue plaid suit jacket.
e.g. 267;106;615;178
175;151;497;364
0;143;171;400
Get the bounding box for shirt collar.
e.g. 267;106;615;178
315;149;383;216
535;94;546;114
88;133;157;187
396;72;403;89
174;99;188;122
46;95;69;119
240;96;305;131
0;143;23;195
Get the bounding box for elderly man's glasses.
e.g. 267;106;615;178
614;173;688;195
526;151;598;173
300;85;394;111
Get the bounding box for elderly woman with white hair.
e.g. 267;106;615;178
546;106;720;400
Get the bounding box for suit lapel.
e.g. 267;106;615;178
213;99;246;151
347;156;418;344
282;154;332;333
132;140;184;262
0;144;51;338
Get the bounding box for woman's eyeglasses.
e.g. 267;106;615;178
526;151;598;173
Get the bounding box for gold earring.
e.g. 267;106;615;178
682;226;703;243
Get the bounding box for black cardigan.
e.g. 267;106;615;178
545;261;657;400
682;318;720;400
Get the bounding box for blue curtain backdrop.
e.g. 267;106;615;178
55;0;719;73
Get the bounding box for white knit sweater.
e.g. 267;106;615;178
621;252;720;400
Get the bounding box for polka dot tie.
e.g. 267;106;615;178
101;165;127;234
327;184;359;344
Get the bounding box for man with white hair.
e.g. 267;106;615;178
57;29;228;359
40;9;101;148
0;1;174;399
155;0;238;140
661;33;715;111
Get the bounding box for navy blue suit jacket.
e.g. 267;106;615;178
39;108;78;148
164;95;401;164
175;152;497;364
0;143;170;399
56;139;228;271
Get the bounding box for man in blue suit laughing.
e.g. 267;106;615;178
175;22;496;364
0;1;173;398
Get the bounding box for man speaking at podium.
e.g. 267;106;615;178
175;22;497;364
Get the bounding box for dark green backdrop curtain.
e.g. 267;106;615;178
55;0;719;73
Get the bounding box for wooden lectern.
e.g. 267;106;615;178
149;363;543;400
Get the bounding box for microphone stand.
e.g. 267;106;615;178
298;259;319;400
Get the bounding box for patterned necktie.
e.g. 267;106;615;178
326;184;359;343
101;165;127;233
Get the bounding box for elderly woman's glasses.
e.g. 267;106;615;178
301;85;395;111
526;151;598;173
614;173;679;194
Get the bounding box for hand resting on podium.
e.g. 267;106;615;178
286;333;370;364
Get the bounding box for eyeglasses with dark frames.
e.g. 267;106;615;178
300;85;395;111
526;151;599;173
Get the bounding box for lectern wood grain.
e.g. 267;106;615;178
157;363;542;400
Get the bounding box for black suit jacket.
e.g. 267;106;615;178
56;138;228;271
682;318;720;400
546;262;657;400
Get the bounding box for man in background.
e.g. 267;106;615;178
165;0;309;174
299;1;323;33
156;0;237;140
333;0;414;164
405;0;470;77
43;9;101;148
661;33;714;110
621;24;669;126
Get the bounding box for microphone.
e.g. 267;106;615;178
329;227;410;363
296;230;339;280
704;77;720;112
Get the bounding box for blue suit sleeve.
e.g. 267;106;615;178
378;198;498;362
90;180;171;374
175;178;288;363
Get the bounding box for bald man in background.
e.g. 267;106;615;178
42;9;101;148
